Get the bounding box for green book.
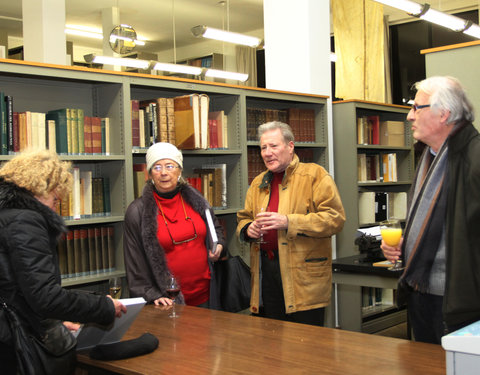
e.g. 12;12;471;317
77;109;85;154
46;109;68;154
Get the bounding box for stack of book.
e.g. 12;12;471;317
188;163;227;209
357;152;397;183
57;225;115;279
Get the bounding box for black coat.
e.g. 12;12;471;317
0;179;115;336
123;181;226;308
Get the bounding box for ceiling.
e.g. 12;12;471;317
0;0;478;61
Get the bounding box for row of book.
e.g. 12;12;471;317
357;152;398;183
57;225;115;279
247;147;315;185
361;287;395;314
357;116;405;147
0;93;111;155
246;107;316;143
131;94;228;150
358;191;407;225
132;163;227;209
56;171;111;220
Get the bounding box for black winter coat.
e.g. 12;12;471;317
123;181;226;308
0;179;115;338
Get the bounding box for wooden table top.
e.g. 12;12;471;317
77;305;446;375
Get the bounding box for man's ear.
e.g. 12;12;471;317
439;109;451;125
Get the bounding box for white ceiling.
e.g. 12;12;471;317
0;0;478;59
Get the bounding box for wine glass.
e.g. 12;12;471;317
380;219;403;271
108;277;122;299
254;206;268;244
166;276;181;318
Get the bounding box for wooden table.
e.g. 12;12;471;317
77;305;446;375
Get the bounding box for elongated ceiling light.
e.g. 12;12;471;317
374;0;480;37
205;69;248;82
84;54;150;69
191;25;261;48
152;62;203;75
66;25;146;45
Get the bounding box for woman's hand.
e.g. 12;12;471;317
208;243;223;262
107;295;127;317
380;237;403;262
154;297;174;306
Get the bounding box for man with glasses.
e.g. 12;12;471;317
124;142;226;309
381;76;480;344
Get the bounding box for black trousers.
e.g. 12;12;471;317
407;291;445;344
260;251;325;326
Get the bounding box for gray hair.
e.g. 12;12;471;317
257;121;295;143
415;76;474;123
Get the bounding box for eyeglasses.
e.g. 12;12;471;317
157;195;197;245
152;164;179;172
411;104;430;112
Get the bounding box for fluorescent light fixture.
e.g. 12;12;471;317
65;28;103;40
84;54;150;69
191;25;261;48
374;0;480;38
205;69;249;82
152;62;203;75
373;0;423;15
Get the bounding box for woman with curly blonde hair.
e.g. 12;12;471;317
0;149;126;375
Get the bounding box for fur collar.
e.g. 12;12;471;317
0;178;66;236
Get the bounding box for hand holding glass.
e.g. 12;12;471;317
166;276;180;318
254;207;268;244
380;219;403;271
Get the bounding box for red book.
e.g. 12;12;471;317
91;117;102;154
12;111;19;152
368;116;380;145
84;116;93;154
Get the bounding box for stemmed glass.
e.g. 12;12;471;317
166;276;181;318
108;277;122;299
254;206;268;244
380;219;404;271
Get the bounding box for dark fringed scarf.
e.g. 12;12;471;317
400;141;448;293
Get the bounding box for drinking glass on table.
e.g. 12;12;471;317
166;276;181;318
108;277;122;299
380;219;404;271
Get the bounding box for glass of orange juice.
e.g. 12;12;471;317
380;219;403;271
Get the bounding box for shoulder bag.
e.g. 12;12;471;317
0;297;77;375
215;255;251;313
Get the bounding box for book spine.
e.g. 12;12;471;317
5;95;13;154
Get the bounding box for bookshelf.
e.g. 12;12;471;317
0;59;330;291
332;100;413;332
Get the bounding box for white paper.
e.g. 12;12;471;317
205;209;218;251
358;225;381;238
74;297;146;350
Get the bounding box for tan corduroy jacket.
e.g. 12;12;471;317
237;155;346;314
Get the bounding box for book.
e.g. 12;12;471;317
12;111;19;153
368;115;380;145
80;170;92;218
131;100;140;147
92;177;105;216
101;226;109;273
174;94;200;149
47;119;56;152
208;110;227;149
387;192;407;220
57;233;68;279
166;97;176;144
74;297;146;350
73;229;82;277
79;228;89;276
77;109;85;154
46;109;68;154
0;92;6;155
87;227;97;274
84;116;93;154
102;177;111;216
71;108;79;154
91;117;102;154
103;117;110;155
157;97;168;142
201;163;227;208
66;230;75;278
107;226;115;272
4;95;13;154
375;192;388;222
358;191;375;225
199;94;210;149
72;167;81;220
139;109;145;148
94;227;103;273
133;163;148;198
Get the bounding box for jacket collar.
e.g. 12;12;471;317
0;178;66;235
259;154;299;189
448;121;479;154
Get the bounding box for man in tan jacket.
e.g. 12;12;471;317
237;121;345;325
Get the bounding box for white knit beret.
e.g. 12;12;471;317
146;142;183;172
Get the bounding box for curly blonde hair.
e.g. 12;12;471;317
0;149;72;199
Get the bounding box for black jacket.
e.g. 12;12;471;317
444;122;480;328
0;179;115;338
123;181;226;308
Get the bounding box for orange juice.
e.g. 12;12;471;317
381;228;402;246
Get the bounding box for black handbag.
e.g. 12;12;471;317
0;298;77;375
215;255;251;313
